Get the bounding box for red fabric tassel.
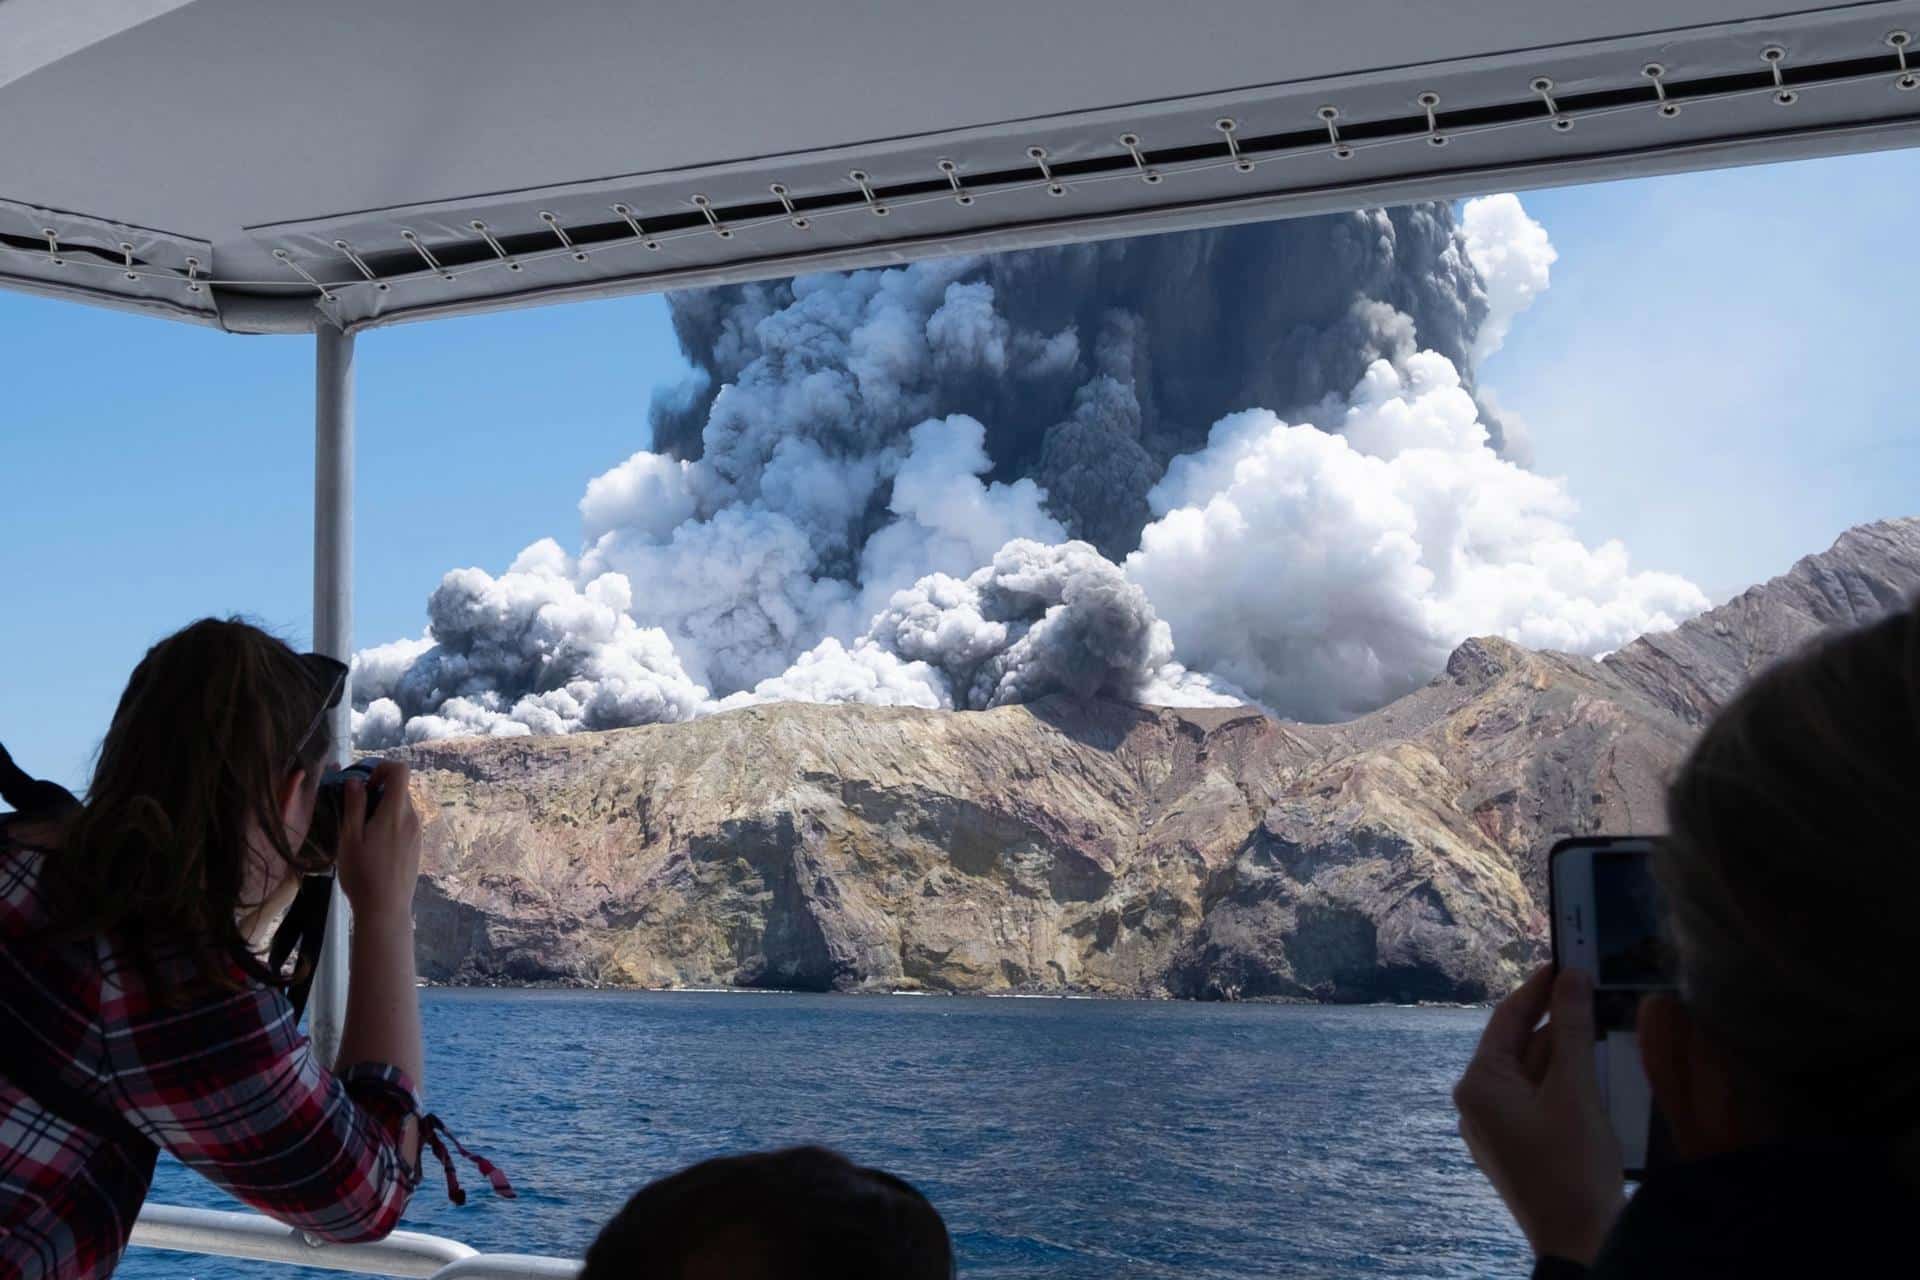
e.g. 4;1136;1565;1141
421;1122;466;1206
421;1114;517;1203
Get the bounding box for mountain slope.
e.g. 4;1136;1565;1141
1604;518;1920;725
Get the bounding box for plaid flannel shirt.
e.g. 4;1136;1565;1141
0;839;422;1279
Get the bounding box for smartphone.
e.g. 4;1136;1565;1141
1549;835;1677;1179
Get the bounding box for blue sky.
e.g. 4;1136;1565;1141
3;146;1917;788
1484;148;1920;603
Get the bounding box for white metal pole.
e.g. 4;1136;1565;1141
310;323;355;1067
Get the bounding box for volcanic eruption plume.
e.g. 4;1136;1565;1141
353;194;1705;747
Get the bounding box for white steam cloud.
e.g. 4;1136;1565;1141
1462;193;1558;364
1126;352;1706;720
354;194;1702;743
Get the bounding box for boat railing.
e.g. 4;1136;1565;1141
129;1203;581;1279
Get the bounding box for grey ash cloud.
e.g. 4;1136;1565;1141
354;195;1701;746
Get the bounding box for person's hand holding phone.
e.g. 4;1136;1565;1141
334;760;422;926
1453;965;1625;1265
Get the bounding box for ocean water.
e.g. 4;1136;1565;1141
125;990;1529;1279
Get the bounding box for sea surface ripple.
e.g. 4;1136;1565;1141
129;989;1528;1279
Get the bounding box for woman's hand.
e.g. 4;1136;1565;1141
334;761;421;923
1453;965;1626;1265
331;760;426;1101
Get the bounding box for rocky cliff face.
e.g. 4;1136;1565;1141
401;638;1685;1002
1603;518;1920;725
403;519;1917;1002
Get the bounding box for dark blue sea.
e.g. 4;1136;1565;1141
125;990;1529;1278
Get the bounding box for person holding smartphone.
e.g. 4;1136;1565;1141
0;618;493;1279
1453;599;1920;1276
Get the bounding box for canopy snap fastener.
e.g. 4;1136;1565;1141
769;184;809;230
1762;46;1797;104
1416;92;1447;146
120;242;137;281
1215;118;1258;170
938;159;975;205
690;194;734;237
538;211;589;262
1118;134;1162;183
610;205;661;251
184;256;202;294
848;171;890;214
1890;31;1917;91
1313;107;1353;159
400;230;454;281
333;240;391;291
1641;63;1681;117
1025;148;1067;196
273;248;337;302
42;228;63;267
1530;77;1574;131
469;221;521;272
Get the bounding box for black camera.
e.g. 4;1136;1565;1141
308;758;387;859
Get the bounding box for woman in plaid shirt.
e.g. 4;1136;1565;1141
0;618;472;1278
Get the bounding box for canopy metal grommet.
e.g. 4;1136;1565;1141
469;221;521;272
184;255;202;294
847;171;890;215
1313;107;1353;159
1530;77;1574;131
1025;147;1067;196
690;194;734;237
1762;46;1797;104
273;247;337;302
119;242;137;281
1118;133;1162;183
937;159;974;205
1642;63;1681;117
42;228;63;267
333;239;390;292
1890;31;1917;91
610;204;661;251
1213;118;1257;170
769;184;809;230
538;211;589;262
1416;92;1447;146
400;229;454;281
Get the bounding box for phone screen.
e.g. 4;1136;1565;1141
1594;850;1668;987
1551;838;1676;1178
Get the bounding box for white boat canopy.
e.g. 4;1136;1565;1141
4;0;1918;335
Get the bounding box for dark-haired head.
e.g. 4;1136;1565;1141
1652;599;1920;1149
44;617;341;990
580;1146;954;1280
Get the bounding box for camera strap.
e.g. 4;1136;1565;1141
267;873;336;1023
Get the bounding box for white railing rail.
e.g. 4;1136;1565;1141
130;1203;581;1279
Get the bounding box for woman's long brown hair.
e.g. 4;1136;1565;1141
44;617;338;990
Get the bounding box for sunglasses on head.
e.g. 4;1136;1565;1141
290;653;349;768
